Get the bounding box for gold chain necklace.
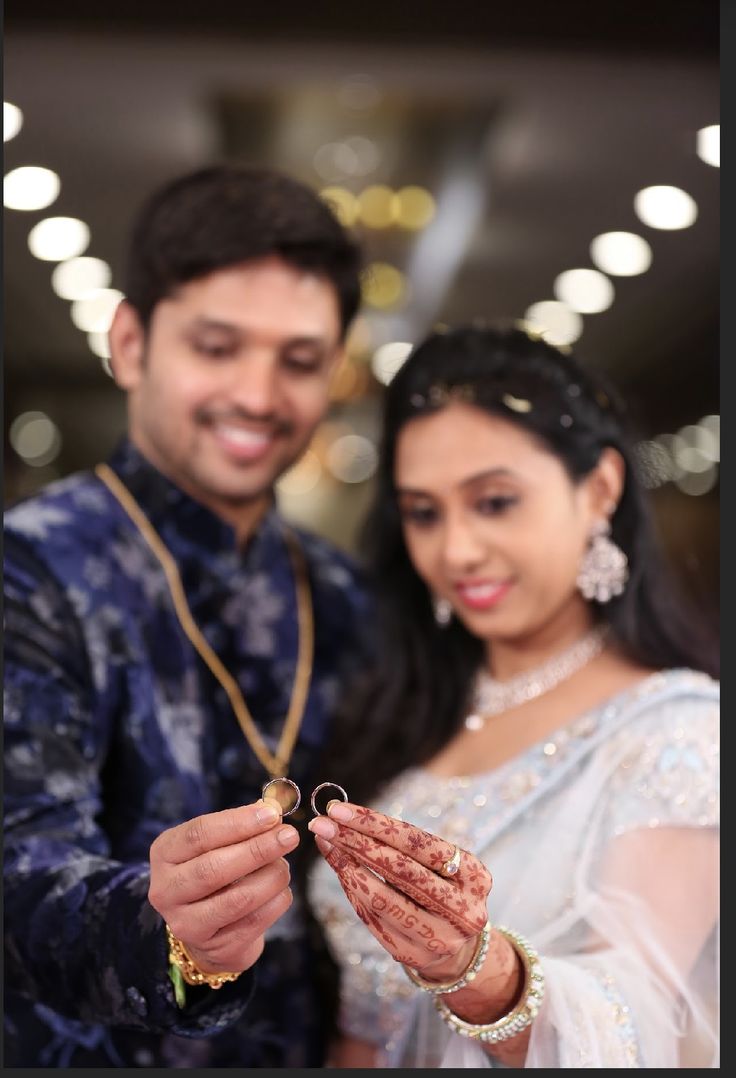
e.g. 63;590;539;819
95;462;314;779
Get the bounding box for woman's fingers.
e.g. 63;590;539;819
311;817;485;935
316;837;466;968
326;802;493;900
327;803;456;871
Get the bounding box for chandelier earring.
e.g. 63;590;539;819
576;517;629;604
433;595;453;626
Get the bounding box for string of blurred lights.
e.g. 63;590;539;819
521;123;718;347
4;96;117;381
5;87;718;504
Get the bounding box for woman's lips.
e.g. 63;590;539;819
453;579;514;611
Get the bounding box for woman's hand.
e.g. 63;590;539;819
309;801;492;983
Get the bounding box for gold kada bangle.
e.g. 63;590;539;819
166;925;242;990
434;926;545;1044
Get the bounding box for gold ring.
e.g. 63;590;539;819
311;781;348;816
261;777;301;818
440;845;462;878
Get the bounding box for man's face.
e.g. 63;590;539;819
111;256;344;518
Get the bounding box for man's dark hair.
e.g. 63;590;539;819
123;164;362;336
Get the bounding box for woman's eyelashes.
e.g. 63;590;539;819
476;494;519;516
399;494;519;527
400;503;439;527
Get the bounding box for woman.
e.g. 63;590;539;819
305;324;719;1068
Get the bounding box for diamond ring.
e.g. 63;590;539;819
440;845;462;878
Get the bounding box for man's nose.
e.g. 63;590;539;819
229;353;280;418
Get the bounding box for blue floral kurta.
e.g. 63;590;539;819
3;439;369;1067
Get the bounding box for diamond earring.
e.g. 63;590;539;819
433;596;453;626
576;520;629;603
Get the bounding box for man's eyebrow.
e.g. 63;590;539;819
187;318;240;334
187;321;328;348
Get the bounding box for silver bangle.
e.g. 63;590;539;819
403;919;491;995
434;926;544;1043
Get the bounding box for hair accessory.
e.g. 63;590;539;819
95;463;313;781
403;918;491;995
311;781;349;816
440;844;462;878
464;626;606;730
433;596;453;626
576;519;629;603
434;926;545;1043
261;777;301;817
410;382;476;409
166;924;242;998
501;393;532;414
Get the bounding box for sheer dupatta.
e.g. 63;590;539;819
382;675;719;1068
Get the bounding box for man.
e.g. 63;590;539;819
4;165;368;1067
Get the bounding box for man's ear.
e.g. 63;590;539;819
108;300;146;389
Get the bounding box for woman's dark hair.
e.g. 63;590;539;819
311;323;719;812
123;164;362;335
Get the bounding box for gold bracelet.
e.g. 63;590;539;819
166;924;243;990
403;919;491;994
434;926;544;1044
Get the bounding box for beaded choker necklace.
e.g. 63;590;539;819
464;626;607;731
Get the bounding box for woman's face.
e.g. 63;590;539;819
394;402;609;644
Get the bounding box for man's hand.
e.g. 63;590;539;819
149;798;299;974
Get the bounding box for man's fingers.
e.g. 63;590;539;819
156;824;298;907
185;886;294;973
166;857;292;944
151;800;285;866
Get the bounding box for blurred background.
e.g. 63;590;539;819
4;1;719;627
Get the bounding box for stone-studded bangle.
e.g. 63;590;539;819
403;919;491;995
434;926;544;1044
166;924;243;991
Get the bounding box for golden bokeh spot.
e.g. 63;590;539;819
357;185;397;229
395;186;436;230
361;262;408;309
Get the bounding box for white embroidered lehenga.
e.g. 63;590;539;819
308;670;719;1068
